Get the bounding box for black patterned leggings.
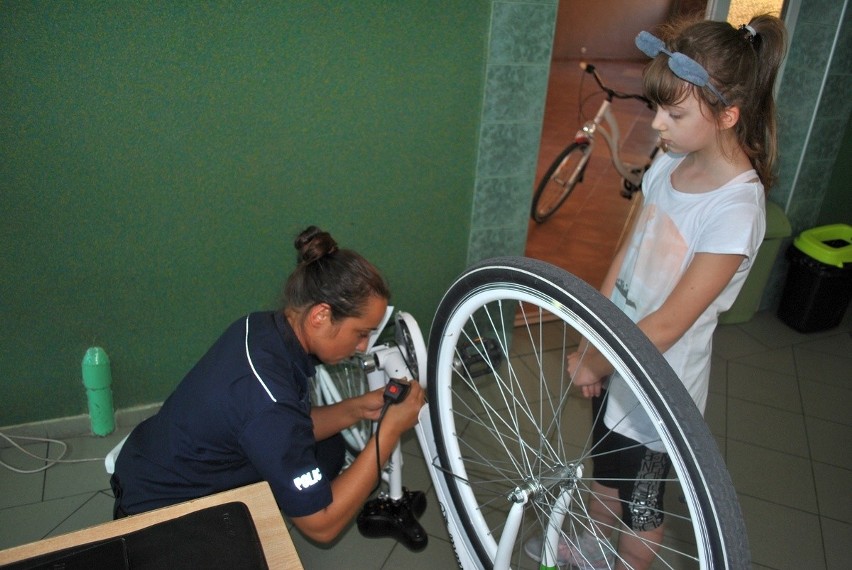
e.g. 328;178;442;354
591;391;672;532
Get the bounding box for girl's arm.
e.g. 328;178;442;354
290;381;426;543
637;252;744;354
572;252;744;397
570;214;633;396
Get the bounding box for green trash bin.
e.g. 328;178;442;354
719;201;791;324
777;223;852;332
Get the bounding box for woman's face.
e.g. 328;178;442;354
311;295;388;364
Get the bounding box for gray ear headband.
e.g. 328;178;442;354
635;31;730;106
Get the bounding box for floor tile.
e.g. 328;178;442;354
713;325;772;360
738;494;825;570
288;518;395;569
47;491;114;538
382;535;460;569
0;493;94;550
805;416;852;470
727;398;809;457
799;379;852;426
797;331;852;359
707;353;728;395
727;440;817;513
0;441;47;510
813;462;852;524
704;390;726;438
730;345;797;376
726;360;802;413
793;344;852;388
738;310;834;349
713;434;727;458
821;516;852;570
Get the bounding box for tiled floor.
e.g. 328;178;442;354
1;309;850;569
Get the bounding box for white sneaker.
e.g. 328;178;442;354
523;533;613;569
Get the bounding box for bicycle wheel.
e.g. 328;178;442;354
313;360;371;457
427;257;748;569
531;142;590;223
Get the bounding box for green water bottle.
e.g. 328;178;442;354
82;346;115;436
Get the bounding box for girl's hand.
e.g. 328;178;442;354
568;350;607;399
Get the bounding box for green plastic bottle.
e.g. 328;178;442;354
82;347;115;436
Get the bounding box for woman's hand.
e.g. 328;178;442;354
313;381;425;441
355;381;425;424
294;379;426;543
357;387;389;422
379;379;426;434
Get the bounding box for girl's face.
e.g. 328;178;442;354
310;295;388;365
651;90;719;155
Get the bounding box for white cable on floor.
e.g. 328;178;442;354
0;431;106;474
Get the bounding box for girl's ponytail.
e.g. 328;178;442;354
745;14;787;191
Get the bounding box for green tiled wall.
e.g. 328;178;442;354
467;1;558;264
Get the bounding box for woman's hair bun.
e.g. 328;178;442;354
294;225;339;265
284;225;390;319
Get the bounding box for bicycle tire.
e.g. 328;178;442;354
531;142;590;223
427;257;748;569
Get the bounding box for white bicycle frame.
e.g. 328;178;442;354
362;330;420;502
319;310;563;570
575;99;644;189
329;308;430;506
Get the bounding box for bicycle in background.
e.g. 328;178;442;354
531;63;660;224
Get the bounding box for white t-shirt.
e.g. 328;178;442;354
604;152;766;451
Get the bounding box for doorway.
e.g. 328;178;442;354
523;0;785;289
523;0;705;289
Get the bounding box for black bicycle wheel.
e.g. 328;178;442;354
427;257;748;569
531;142;590;223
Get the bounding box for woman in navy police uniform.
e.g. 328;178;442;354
111;226;425;543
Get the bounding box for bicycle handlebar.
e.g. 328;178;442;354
581;62;653;109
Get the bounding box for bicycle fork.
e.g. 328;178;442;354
497;465;583;570
356;343;429;552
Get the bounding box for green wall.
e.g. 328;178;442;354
1;2;491;425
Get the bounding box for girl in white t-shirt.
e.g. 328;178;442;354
527;14;788;570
